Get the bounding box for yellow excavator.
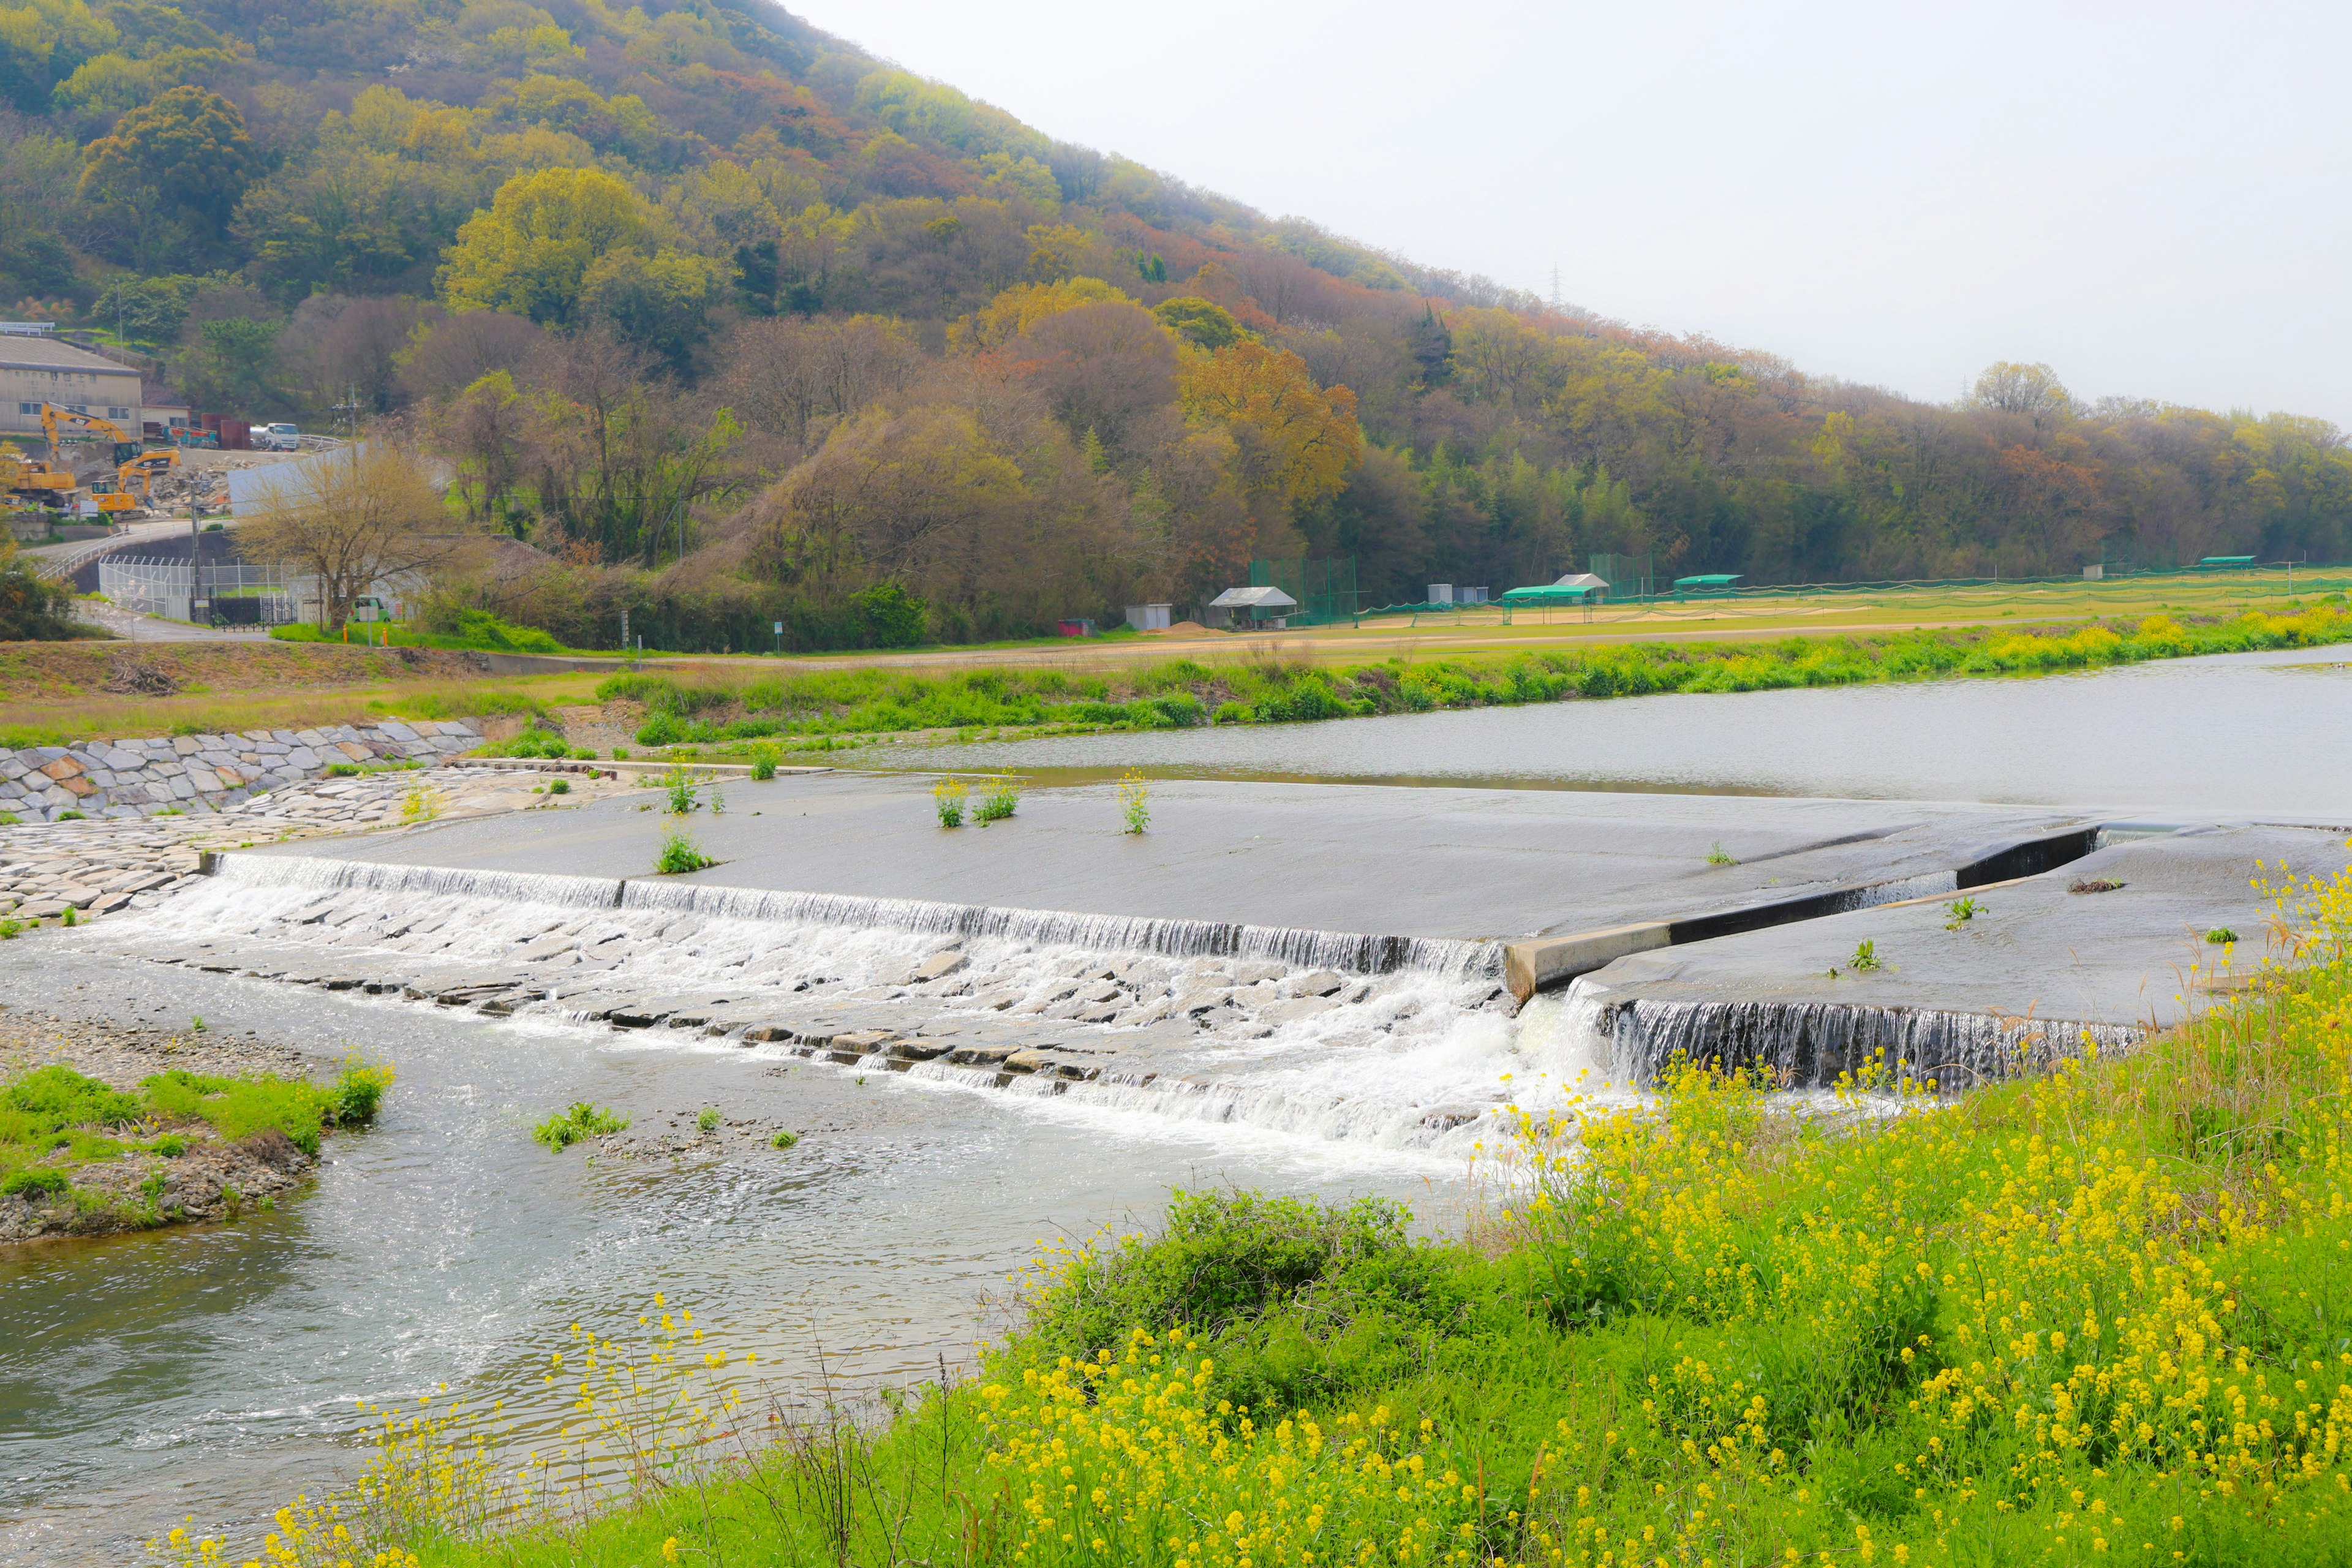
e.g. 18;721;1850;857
1;445;79;505
41;402;142;467
88;447;184;518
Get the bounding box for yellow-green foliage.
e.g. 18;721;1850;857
171;860;2352;1568
4;1060;388;1196
599;605;2352;752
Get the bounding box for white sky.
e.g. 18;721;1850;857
779;0;2352;426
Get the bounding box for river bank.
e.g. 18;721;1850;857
590;603;2352;758
0;1006;383;1245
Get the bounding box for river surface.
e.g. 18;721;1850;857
0;952;1480;1564
866;647;2352;816
5;645;2345;1561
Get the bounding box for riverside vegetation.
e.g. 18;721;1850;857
2;1057;388;1237
159;854;2352;1566
605;603;2351;755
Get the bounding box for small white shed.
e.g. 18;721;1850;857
1205;584;1299;630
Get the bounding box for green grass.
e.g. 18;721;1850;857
165;862;2352;1568
594;603;2352;755
1;1058;388;1193
531;1102;628;1152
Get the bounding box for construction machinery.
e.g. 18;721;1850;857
1;445;78;505
40;402;141;467
89;448;184;519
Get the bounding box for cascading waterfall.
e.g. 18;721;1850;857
100;853;1532;1159
1579;984;2144;1089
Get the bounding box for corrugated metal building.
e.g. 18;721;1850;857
0;333;144;439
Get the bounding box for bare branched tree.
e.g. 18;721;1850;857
237;440;475;628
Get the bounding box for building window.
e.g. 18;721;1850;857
16;402;35;415
66;404;87;414
107;407;129;419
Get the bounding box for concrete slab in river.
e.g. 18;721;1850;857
251;771;2089;947
1569;823;2352;1087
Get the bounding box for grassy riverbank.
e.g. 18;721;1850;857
203;858;2352;1567
1;1054;388;1240
600;603;2352;755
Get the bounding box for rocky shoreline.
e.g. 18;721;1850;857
0;1007;327;1246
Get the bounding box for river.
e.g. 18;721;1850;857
3;645;2343;1561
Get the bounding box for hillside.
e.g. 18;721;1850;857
4;0;2347;649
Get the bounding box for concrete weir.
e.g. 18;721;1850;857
1566;824;2352;1087
228;772;2100;974
163;773;2335;1097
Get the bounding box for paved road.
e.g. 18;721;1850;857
73;599;271;642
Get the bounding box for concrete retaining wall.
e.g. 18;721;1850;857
0;720;480;823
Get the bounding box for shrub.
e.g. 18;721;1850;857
151;1133;188;1157
532;1102;628;1151
330;1059;393;1126
324;763;361;777
655;827;712;874
933;776;967;827
636;712;684;747
0;1167;68;1199
973;776;1019;822
548;778;570;795
6;1063;145;1129
770;1129;798;1149
749;753;777;781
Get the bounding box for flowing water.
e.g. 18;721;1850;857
0;864;1616;1563
7;646;2342;1559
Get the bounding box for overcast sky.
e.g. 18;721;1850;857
781;0;2352;426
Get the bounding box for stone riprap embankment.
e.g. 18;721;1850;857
0;767;629;922
0;720;483;824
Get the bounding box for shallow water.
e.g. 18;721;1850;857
862;647;2352;816
0;928;1564;1564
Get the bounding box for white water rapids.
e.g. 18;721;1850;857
97;854;1643;1161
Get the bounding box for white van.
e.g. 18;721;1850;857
258;422;301;452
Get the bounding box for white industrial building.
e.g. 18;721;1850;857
0;331;144;439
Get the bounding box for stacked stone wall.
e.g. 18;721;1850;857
0;720;481;822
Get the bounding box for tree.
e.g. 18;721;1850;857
1152;296;1241;351
437;166;663;325
395;311;545;402
434;370;530;527
1966;361;2075;439
236;442;470;629
178;315;282;414
77;84;255;233
576;245;728;370
1011;300;1178;455
1177;340;1363;509
0;535;80;639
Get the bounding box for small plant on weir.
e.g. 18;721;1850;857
398;781;448;824
1850;938;1883;971
532;1101;628;1151
2206;925;2239;944
1117;771;1151;834
932;776;968;827
547;777;570;795
770;1128;797;1149
656;827;713;875
695;1107;720;1133
661;763;701;815
1945;895;1982;929
974;775;1020;823
1706;840;1737;865
750;752;777;781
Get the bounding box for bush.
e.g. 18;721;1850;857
330;1059;393;1126
6;1063;145;1129
655;827;713;874
0;1167;68;1198
852;581;929;648
533;1101;628;1151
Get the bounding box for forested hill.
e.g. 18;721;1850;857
4;0;2346;650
